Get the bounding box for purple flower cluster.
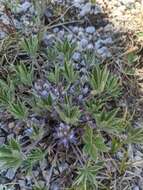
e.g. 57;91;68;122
33;80;59;100
54;123;76;148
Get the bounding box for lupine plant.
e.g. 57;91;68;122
0;36;142;190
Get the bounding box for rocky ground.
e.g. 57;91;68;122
0;0;143;190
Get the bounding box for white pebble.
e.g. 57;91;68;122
85;26;96;34
79;27;84;32
0;31;6;39
17;2;31;13
103;37;113;45
72;26;79;34
57;30;65;39
78;31;84;38
95;40;103;49
53;28;59;33
74;0;85;8
133;186;140;190
72;52;81;62
80;3;91;16
97;46;111;58
79;38;88;48
87;44;94;49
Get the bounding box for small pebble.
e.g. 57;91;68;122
85;26;96;34
97;46;111;58
83;86;89;95
87;43;94;49
8;122;15;129
40;90;49;98
80;3;91;16
57;30;65;39
103;37;113;45
18;180;25;188
0;31;6;40
79;38;88;48
133;186;140;190
74;0;84;8
78;31;84;38
72;52;81;62
17;2;31;13
95;40;103;49
53;28;59;33
5;169;16;180
72;26;79;34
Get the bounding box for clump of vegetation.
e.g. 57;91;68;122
0;34;142;190
0;1;141;190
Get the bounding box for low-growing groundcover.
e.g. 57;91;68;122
0;34;142;190
0;1;143;189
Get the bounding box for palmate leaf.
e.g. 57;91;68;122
21;35;39;58
95;109;125;134
46;46;58;62
83;127;97;160
74;161;103;190
83;127;108;160
0;89;12;106
56;104;81;125
127;128;143;144
89;65;121;97
85;98;105;115
9;99;28;120
56;39;76;61
30;125;45;141
0;139;23;170
89;65;109;95
83;50;99;66
63;61;78;84
0;79;15;106
56;96;81;125
105;75;121;97
23;148;45;173
34;93;53;111
14;62;33;86
48;65;61;84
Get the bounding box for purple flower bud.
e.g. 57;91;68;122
54;123;76;148
40;90;49;98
